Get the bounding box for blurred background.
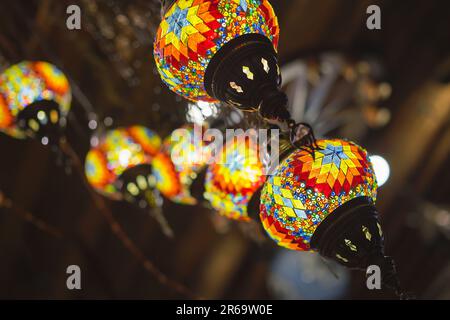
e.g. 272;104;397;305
0;0;449;299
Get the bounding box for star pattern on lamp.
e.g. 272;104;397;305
321;144;349;167
226;151;245;173
291;140;367;197
165;5;191;40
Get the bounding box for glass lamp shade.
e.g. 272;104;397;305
260;139;407;296
260;139;378;252
152;124;211;205
85;126;162;205
154;0;280;107
204;131;266;221
0;61;71;141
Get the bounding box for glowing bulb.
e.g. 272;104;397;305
137;175;148;190
198;101;215;117
37;111;46;122
370;155;390;187
104;117;113;126
119;149;132;167
90;136;99;147
88;119;98;130
50;110;59;124
127;182;139;196
186;101;218;124
41;136;49;146
186;104;204;124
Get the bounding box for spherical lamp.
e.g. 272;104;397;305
204;131;266;221
260;139;407;297
0;61;71;144
154;0;295;121
85;126;172;237
152;124;211;205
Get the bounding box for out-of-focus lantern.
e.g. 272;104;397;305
259;139;408;297
204;131;266;221
152;124;211;205
85;126;173;237
0;61;71;145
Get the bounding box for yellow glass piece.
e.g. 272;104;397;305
340;161;348;174
267;182;273;194
28;119;39;132
230;82;243;93
137;175;148;190
377;222;383;237
345;158;356;168
283;207;296;218
37;111;46;122
273;176;281;186
50;110;59;124
177;0;194;10
187;6;202;25
127;182;139;196
336;254;348;263
291;199;306;210
274;194;284;205
280;188;293;199
330;164;339;179
261;58;269;73
362;225;372;241
242;66;254;80
344;239;357;252
147;175;156;187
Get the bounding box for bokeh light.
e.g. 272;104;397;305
369;155;390;187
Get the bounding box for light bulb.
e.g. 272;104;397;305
369;155;390;187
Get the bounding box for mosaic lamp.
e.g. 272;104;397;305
204;131;266;221
154;1;301;123
0;61;71;145
152;124;211;205
260;139;408;297
85;126;173;237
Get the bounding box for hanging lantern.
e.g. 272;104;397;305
259;139;407;297
152;124;211;205
85;125;161;201
85;126;173;237
155;1;296;118
204;131;266;221
0;61;71;144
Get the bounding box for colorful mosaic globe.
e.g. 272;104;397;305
85;126;161;199
260;139;378;251
154;0;279;102
204;132;266;221
0;61;71;139
152;124;211;205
